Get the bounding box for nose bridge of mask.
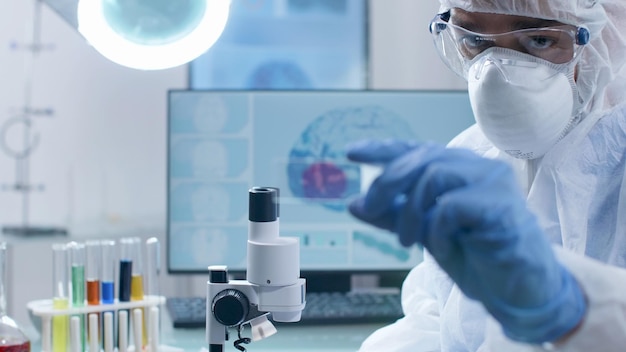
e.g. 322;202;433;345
469;48;562;86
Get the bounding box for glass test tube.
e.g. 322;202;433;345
68;241;86;351
128;237;144;301
85;241;101;305
52;243;69;352
101;240;116;350
129;237;147;347
118;238;134;349
145;237;161;344
119;238;134;303
145;237;160;297
85;240;101;347
100;240;116;305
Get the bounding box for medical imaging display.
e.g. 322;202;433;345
188;0;367;90
167;90;475;272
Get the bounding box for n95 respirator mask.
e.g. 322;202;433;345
467;48;581;160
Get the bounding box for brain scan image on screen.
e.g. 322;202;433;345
192;95;228;133
170;182;248;223
190;227;229;265
170;94;228;134
169;226;247;270
287;106;418;211
191;140;228;178
170;138;249;179
171;139;227;178
190;185;230;221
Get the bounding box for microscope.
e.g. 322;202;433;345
206;187;306;352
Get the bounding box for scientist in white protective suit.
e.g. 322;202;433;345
346;0;626;351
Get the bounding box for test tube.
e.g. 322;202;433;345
129;237;147;347
118;238;133;348
119;238;134;303
101;240;116;350
145;237;160;347
100;240;116;305
144;238;160;297
52;243;69;352
68;241;85;351
85;240;101;347
85;241;101;305
129;237;144;302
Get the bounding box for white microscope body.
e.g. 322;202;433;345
206;187;306;352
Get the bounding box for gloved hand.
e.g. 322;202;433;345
346;139;587;344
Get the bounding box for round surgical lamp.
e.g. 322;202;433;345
77;0;231;70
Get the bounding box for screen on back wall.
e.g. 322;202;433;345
188;0;368;90
167;90;475;273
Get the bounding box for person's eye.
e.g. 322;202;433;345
457;35;494;58
527;36;557;50
461;35;493;49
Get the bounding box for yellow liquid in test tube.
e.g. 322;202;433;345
52;297;68;352
130;275;144;301
130;274;148;346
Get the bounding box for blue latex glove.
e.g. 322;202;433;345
347;139;586;344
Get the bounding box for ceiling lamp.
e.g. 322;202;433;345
76;0;231;70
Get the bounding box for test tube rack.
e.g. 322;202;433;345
27;295;182;352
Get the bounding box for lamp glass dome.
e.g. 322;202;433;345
77;0;231;70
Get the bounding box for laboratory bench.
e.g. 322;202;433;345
163;323;384;351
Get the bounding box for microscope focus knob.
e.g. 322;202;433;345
212;289;250;327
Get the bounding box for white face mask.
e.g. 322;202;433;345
467;48;580;160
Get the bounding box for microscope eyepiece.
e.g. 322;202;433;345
248;187;278;222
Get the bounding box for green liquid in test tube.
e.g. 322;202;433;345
68;242;86;351
52;243;69;352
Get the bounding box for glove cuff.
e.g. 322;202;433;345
489;266;587;344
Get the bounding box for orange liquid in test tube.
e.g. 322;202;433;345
87;280;100;305
85;241;102;347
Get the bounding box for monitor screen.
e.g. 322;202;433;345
167;90;475;279
188;0;368;90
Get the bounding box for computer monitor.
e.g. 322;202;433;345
167;90;475;291
188;0;368;90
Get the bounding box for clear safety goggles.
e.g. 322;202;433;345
429;11;590;78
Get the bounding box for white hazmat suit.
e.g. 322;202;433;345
359;0;626;351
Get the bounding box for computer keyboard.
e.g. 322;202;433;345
166;291;404;328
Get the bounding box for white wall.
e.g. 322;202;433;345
0;0;466;333
0;1;187;235
369;0;465;89
0;0;189;331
